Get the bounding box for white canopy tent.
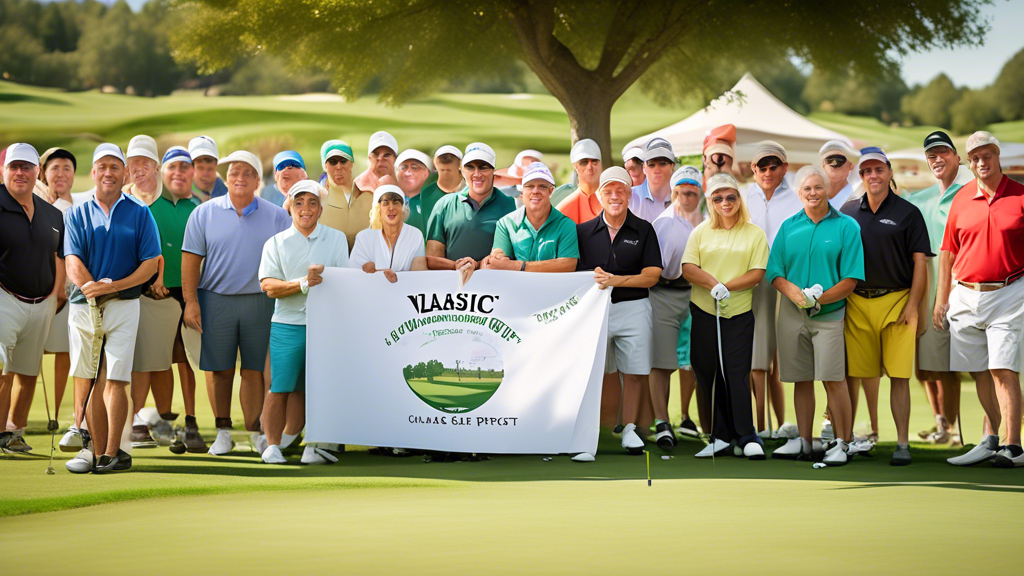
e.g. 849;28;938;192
625;73;853;165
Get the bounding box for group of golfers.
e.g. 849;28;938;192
1;122;1021;472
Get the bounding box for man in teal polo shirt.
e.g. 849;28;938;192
765;165;864;465
905;130;964;444
425;142;515;271
483;162;578;272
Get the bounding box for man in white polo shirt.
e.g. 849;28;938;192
629;138;676;223
354;131;398;193
745;141;800;438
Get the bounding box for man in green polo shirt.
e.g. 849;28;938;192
905;130;965;444
147;146;206;453
765;165;864;465
426;142;515;272
483;162;578;272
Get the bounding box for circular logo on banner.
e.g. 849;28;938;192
402;334;504;413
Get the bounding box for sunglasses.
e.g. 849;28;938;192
824;155;847;168
754;161;782;173
711;194;738;204
326;157;350;166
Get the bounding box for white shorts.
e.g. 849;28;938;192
605;298;653;376
69;299;141;383
948;280;1024;373
43;298;71;354
0;289;57;376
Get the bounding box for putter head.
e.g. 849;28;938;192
45;466;56;475
47;419;59;433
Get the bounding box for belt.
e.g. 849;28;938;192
0;280;50;304
958;274;1022;292
853;288;900;299
656;279;691;290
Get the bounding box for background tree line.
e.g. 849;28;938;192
2;0;1021;135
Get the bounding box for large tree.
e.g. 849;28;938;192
171;0;989;161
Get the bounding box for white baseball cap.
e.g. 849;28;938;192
188;135;219;161
966;131;1000;155
641;138;676;163
622;146;643;163
396;149;431;169
4;143;39;167
598;166;631;191
521;162;555;186
126;135;159;163
434;145;463;160
752;141;788;164
219;150;263;178
705;172;740;198
819;140;859;163
373;183;406;205
287;179;327;200
462;142;496;168
570;139;601;164
368;131;398;156
92;143;126;165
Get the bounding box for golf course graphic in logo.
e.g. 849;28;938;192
403;334;504;414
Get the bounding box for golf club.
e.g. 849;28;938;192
39;361;57;475
711;299;728;465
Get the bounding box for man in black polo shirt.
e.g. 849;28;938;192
577;166;662;456
840;147;932;466
0;143;66;451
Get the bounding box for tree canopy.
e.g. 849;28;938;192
173;0;991;161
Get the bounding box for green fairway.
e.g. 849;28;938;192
405;376;503;413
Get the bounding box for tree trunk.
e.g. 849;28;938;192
560;89;617;168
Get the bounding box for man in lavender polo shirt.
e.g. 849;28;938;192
182;150;290;456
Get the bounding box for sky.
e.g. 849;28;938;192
898;0;1024;88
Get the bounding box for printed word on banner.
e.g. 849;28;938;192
306;270;610;454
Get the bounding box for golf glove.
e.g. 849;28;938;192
800;289;818;309
710;282;730;301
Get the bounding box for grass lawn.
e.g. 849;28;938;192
405;376;502;412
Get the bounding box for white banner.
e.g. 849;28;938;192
306;269;610;454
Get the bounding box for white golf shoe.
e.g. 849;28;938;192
776;422;799;439
743;442;765;460
59;426;84;452
301;444;340;465
620;423;644;455
947;435;999;466
208;429;235;455
847;438;875;456
820;420;834;442
823;440;848;466
695;439;730;458
66;449;94;474
251;432;268;455
261;445;286;464
151;420;175;446
571;452;596;462
993;446;1024;468
772;438;805;460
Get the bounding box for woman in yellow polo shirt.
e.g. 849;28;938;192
682;173;770;460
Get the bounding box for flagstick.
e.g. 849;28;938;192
646;450;651;486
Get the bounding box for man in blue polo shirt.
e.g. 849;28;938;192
766;165;864;465
261;150;307;208
63;143;161;473
182;150;290;456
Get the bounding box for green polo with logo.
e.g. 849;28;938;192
765;205;865;317
427;188;516;261
149;189;201;288
905;180;962;255
407;181;448;237
492;206;580;262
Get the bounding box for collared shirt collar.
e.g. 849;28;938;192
220;194;259;216
858;189;894;212
973;175;1009;201
590;209;639;236
283;222;320;241
160;187;194;205
460;188;496;212
798;204;841;224
635;179;670;204
516;205;555;233
90;191;127;214
0;184;22;212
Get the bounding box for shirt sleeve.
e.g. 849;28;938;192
905;204;934;257
939;198;960;254
491;216;514;258
63;208;86;260
181;205;207;256
747;225;770;271
348;231;371;269
276;207;292;233
426;196;447;244
653;218;682;280
641;223;663;270
840;220;866;281
765;222;787;284
681;225;702;268
556;218;580;259
137;208;162;261
258;236;283;281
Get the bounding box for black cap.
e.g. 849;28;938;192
923;131;956;153
40;147;77;172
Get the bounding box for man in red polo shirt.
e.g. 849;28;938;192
934;131;1024;468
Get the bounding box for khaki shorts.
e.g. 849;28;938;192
649;286;691;370
917;312;951;373
750;280;778;371
132;295;183;373
0;289;57;376
776;296;847;383
69;299;140;383
605;299;653;376
845;291;915;379
44;297;70;354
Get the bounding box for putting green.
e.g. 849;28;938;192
406;376;503;412
2;476;1021;575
